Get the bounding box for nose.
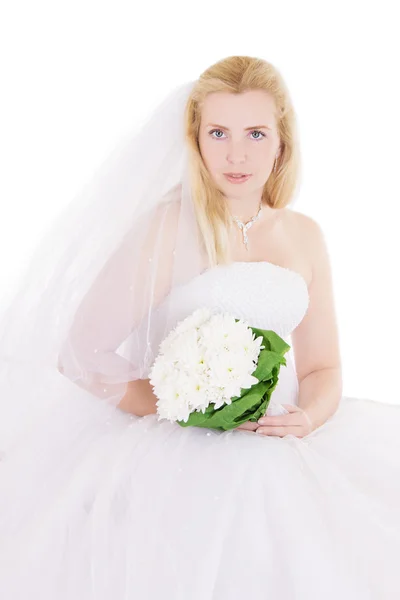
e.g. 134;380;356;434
226;140;247;164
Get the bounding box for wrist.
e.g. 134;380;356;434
302;409;314;433
117;379;158;416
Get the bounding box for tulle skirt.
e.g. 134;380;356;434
1;369;400;600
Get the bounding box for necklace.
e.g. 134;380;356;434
231;203;263;250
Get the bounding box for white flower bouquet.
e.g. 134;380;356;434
149;308;290;431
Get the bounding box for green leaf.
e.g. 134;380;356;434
251;327;291;355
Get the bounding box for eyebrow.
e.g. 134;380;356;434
206;123;273;131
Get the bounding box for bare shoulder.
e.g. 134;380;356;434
283;207;324;240
280;208;330;285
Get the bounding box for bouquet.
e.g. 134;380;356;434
149;308;290;431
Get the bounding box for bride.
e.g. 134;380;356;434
0;55;399;600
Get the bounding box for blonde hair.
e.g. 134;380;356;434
183;55;302;267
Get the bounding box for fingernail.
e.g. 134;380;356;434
258;419;266;425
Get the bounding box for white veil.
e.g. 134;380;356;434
0;80;208;450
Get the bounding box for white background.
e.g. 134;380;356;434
1;0;399;404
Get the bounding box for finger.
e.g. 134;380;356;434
257;415;299;427
280;406;314;431
237;422;258;431
236;426;258;433
257;426;306;437
236;421;258;431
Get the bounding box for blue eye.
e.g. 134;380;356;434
250;130;266;140
209;129;226;139
208;129;266;140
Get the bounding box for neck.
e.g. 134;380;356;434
225;193;270;223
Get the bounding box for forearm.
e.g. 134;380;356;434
297;367;342;430
58;349;158;416
117;378;158;417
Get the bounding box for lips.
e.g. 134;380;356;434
223;173;252;184
224;173;250;177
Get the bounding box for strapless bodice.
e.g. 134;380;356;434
147;262;310;413
164;261;309;339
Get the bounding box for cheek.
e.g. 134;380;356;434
254;147;275;169
199;138;220;169
253;143;271;158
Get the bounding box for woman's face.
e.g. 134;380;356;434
198;90;281;199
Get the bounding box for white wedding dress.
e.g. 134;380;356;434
1;261;400;599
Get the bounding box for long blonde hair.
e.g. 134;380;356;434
183;55;302;267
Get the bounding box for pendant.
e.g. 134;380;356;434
232;204;262;250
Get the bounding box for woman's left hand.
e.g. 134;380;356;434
256;404;314;438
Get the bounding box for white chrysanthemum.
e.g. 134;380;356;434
158;308;212;357
172;307;212;337
179;307;213;330
201;314;263;358
150;309;263;422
